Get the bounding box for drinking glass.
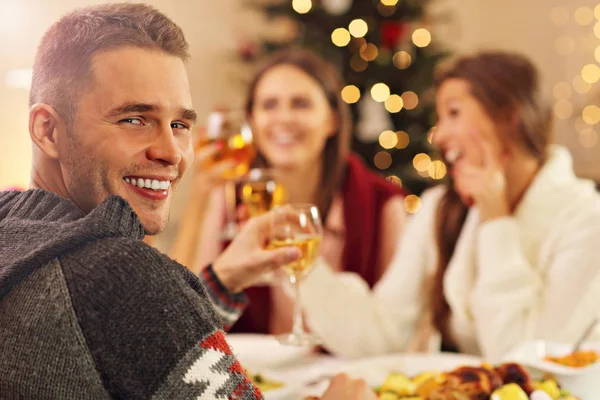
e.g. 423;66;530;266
240;168;287;217
268;204;323;346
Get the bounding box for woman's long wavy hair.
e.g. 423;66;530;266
431;52;553;347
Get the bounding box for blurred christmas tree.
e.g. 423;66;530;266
238;0;451;197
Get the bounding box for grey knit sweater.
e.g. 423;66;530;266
0;189;262;399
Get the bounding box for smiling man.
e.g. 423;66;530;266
0;3;304;399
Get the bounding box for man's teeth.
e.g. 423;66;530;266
445;149;461;163
124;177;170;190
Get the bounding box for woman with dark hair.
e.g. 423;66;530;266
179;48;406;335
297;51;600;362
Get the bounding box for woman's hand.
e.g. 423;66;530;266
191;138;234;196
455;130;510;223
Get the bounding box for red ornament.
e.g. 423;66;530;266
381;21;407;50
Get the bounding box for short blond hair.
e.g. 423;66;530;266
30;3;189;123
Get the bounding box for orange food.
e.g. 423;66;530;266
545;350;600;368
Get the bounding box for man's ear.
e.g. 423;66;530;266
29;104;65;160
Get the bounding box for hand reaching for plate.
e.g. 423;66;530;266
304;373;377;400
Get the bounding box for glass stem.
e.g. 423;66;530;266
291;275;305;337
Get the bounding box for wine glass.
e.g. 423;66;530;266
268;204;323;346
240;168;287;217
197;110;255;240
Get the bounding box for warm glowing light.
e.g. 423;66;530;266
331;28;351;47
379;130;398;149
404;195;422;214
582;64;600;83
360;43;379;61
555;36;575;55
554;100;573;120
550;7;569;25
349;19;368;38
386;175;402;188
579;128;598;148
413;153;431;171
573;75;592;94
371;83;391;102
412;28;431;48
392;51;412;69
596;4;600;20
374;151;392;169
396;131;410;149
596;45;600;63
292;0;312;14
595;21;600;39
350;55;368;72
553;82;572;100
341;85;361;104
381;0;398;5
582;105;600;125
401;91;419;110
575;7;594;26
428;160;447;180
385;94;404;113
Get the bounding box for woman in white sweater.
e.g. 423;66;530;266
298;51;600;362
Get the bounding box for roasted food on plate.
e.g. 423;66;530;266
374;363;578;400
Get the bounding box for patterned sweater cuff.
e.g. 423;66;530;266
200;265;248;330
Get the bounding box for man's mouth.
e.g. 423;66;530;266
123;176;173;201
124;177;171;190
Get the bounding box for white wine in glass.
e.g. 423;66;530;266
268;204;323;346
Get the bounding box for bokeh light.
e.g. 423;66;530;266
331;28;351;47
554;100;573;120
374;151;392;169
553;82;572;100
413;153;431;171
341;85;361;104
392;51;412;69
412;28;431;48
573;75;592;94
371;83;391;102
428;160;447;180
581;64;600;84
360;43;379;61
379;130;398;149
404;195;422;214
386;175;402;188
350;55;368;72
401;91;419;110
385;94;404;113
575;6;594;26
292;0;312;14
349;19;368;38
395;131;410;149
582;105;600;125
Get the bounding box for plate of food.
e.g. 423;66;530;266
247;370;299;400
321;353;579;400
504;341;600;398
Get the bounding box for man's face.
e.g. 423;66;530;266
58;47;195;234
